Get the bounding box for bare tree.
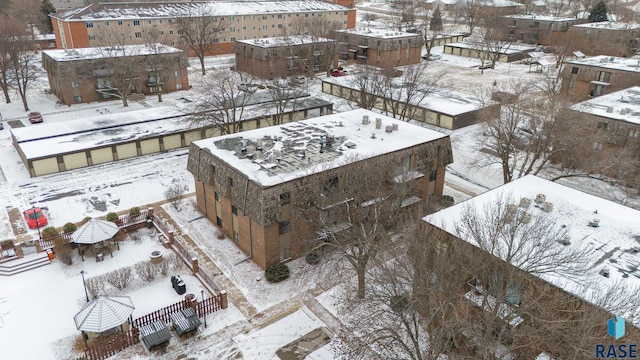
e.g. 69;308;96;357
474;79;561;183
0;19;19;103
176;3;226;75
187;70;255;134
350;64;389;110
361;12;378;29
142;31;176;103
4;19;38;111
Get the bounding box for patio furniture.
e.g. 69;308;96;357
171;308;201;335
140;320;172;349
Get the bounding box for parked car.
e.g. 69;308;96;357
23;207;48;229
478;64;492;70
330;69;345;77
421;54;442;61
0;122;3;130
28;112;43;124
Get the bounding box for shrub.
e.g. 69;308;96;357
440;195;455;207
63;222;77;233
389;294;410;313
80;217;91;226
105;267;133;290
154;259;170;276
167;253;184;272
106;212;119;222
86;276;106;299
265;263;290;283
129;207;141;216
134;261;157;282
41;226;59;240
305;251;321;265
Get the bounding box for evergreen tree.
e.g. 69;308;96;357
587;1;609;22
39;0;56;34
430;6;443;31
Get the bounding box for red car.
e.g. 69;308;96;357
23;207;48;229
28;112;43;124
330;69;345;77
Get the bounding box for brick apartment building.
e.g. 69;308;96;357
42;44;189;105
565;22;640;57
423;175;640;358
556;87;640;187
560;55;640;102
501;14;586;45
49;1;356;56
234;36;337;79
186;109;453;268
333;28;424;68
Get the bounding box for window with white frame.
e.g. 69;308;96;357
71;80;79;88
592;142;602;150
629;128;640;138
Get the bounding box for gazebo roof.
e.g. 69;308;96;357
71;218;119;244
73;296;135;333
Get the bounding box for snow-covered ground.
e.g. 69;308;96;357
1;29;638;359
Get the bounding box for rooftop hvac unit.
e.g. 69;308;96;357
606;106;613;113
392;123;399;130
559;234;571;245
385;125;393;133
535;193;546;204
543;202;553;213
505;204;517;221
600;267;610;277
520;212;532;224
375;118;382;129
362;115;369;125
588;218;600;227
519;197;530;208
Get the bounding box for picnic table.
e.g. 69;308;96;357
140;320;172;349
171;307;201;335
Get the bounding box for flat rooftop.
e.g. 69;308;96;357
52;1;348;21
424;175;640;326
446;41;537;54
503;14;581;22
194;109;448;187
322;77;487;117
573;21;640;30
568;55;640;73
236;35;335;48
335;27;421;39
570;86;640;125
42;44;182;61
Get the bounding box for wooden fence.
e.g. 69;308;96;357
82;328;139;360
132;292;225;329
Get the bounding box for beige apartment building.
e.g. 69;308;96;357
50;1;356;56
560;55;640;102
334;28;424;68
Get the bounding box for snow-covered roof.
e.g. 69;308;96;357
323;77;487;116
573;21;640;30
570;86;640;125
236;35;335;48
42;44;183;61
424;0;522;6
193;109;448;187
567;55;640;74
445;41;537;54
503;14;581;22
74;296;135;333
52;1;349;21
335;27;421;39
424;175;640;325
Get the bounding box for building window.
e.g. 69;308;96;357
322;176;339;193
597;122;608;130
169;30;174;35
280;192;290;205
86;21;94;28
178;30;185;35
71;80;79;88
429;170;437;181
571;67;578;74
135;32;142;38
278;14;282;19
616;169;628;179
216;217;222;227
232;205;238;215
117;20;123;26
104;21;109;26
214;191;219;201
133;20;140;26
176;83;183;90
278;24;282;29
229;177;234;187
74;96;82;103
279;221;291;234
158;19;162;24
88;35;96;40
592;142;602;151
231;37;236;41
233;232;239;241
146;19;152;24
597;71;611;82
629;128;640;138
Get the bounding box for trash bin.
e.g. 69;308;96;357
45;249;55;260
171;275;186;295
146;217;153;228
